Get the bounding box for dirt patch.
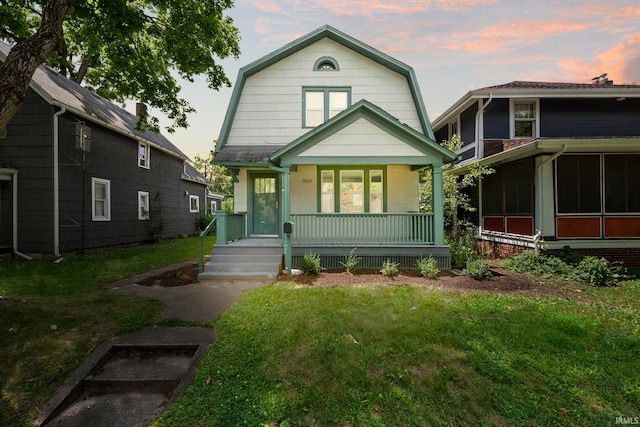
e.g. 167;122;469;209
137;264;199;287
279;267;584;299
136;263;585;300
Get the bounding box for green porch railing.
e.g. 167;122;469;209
199;216;217;273
289;212;435;245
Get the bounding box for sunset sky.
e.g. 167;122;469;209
160;0;640;160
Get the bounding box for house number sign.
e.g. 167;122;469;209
302;179;313;184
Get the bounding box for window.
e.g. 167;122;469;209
313;56;339;71
138;191;149;220
303;88;350;127
449;119;458;139
92;178;111;221
138;142;150;168
512;101;537;138
370;170;383;213
210;200;217;215
189;195;199;213
556;155;601;214
319;167;385;213
340;170;364;213
604;154;640;213
482;159;533;215
321;170;334;213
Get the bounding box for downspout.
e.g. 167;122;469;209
53;107;66;258
534;143;568;252
12;171;32;260
266;158;291;274
475;94;493;160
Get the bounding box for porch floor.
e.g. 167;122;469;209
226;238;283;247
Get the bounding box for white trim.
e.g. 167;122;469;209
91;177;111;221
509;98;539;139
138;191;150;220
138;141;150;169
189;194;200;213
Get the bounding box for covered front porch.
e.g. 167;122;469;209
214;210;451;269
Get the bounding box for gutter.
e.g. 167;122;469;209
10;170;32;260
475;94;493;159
53;106;66;257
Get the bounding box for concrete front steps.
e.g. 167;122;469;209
198;243;284;282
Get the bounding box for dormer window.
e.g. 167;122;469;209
313;56;339;71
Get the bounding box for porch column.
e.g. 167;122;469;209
281;167;292;274
216;210;228;245
432;164;445;246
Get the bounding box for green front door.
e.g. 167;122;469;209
251;174;279;235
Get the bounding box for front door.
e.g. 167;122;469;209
250;173;279;235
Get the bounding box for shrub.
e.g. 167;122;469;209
339;248;361;275
300;252;322;275
464;259;491;280
417;256;439;279
221;198;234;213
556;245;584;266
194;211;215;234
504;250;572;278
574;256;616;286
380;259;399;277
446;230;478;269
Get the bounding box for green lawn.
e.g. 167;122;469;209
0;235;215;426
157;280;640;426
2;238;639;426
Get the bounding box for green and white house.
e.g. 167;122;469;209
202;25;456;279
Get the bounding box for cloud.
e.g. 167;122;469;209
559;34;640;84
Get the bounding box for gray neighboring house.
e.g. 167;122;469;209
0;41;209;258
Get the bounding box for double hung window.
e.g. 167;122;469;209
512;101;537;138
138;142;150;168
304;88;350;127
138;191;149;220
92;178;111;221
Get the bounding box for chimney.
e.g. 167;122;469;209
136;102;147;117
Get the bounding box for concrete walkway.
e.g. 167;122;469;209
37;261;271;426
105;259;271;322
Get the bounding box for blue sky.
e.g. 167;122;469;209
158;0;640;160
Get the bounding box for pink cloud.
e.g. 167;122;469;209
557;34;640;84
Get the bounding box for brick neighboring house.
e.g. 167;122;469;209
432;78;640;267
1;41;209;258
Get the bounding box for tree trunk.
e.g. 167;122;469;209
0;0;74;132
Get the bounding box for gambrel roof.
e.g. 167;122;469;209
215;24;435;155
0;41;188;161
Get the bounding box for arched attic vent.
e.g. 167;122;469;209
313;56;339;71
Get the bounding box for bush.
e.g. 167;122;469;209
417;256;439;279
194;211;215;234
339;248;361;275
221;198;234;213
380;259;399;277
300;252;322;275
446;230;478;269
574;256;616;286
504;250;572;278
464;259;492;280
556;245;584;266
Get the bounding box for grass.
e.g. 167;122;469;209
0;235;216;426
157;280;640;426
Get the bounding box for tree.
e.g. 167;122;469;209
193;149;233;196
0;0;240;133
420;135;494;235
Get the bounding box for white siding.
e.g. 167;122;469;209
290;165;317;213
299;118;424;157
387;165;419;212
227;38;422;146
234;169;248;212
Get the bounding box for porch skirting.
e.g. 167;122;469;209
292;244;451;270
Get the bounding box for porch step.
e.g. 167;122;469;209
198;244;283;282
